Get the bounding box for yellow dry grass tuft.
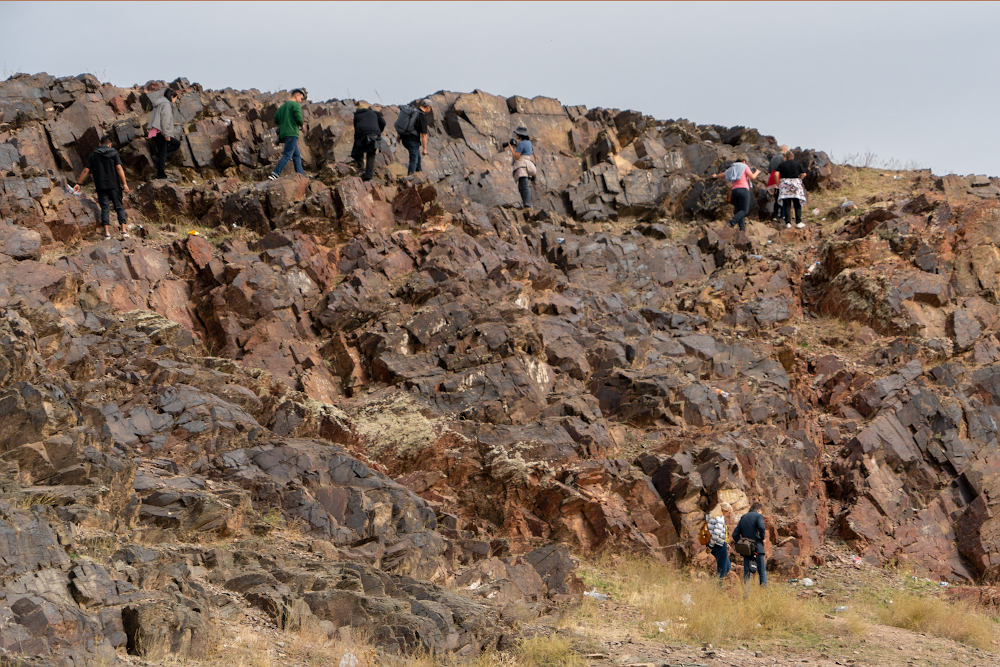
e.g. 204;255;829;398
875;593;997;650
517;635;586;667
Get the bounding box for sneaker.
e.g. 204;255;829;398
785;223;792;229
796;222;806;229
121;233;130;239
267;174;278;181
103;233;111;240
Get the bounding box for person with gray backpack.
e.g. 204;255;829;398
395;99;431;176
711;156;760;232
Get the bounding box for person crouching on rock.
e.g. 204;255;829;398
509;126;536;209
73;134;130;240
351;100;386;182
148;88;181;180
711;156;759;232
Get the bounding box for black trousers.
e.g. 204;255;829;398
351;140;377;181
782;198;802;225
518;176;532;208
153;134;181;177
96;187;126;227
729;187;751;231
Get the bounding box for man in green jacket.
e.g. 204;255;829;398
268;88;307;180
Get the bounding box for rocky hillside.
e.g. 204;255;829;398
1;71;1000;666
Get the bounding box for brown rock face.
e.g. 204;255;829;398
3;71;1000;664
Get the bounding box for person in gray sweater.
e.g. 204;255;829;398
148;88;181;179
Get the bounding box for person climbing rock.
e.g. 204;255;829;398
148;88;181;180
269;88;307;180
711;156;760;232
509;125;535;209
397;99;431;177
73;134;129;240
351;101;386;182
777;155;808;229
767;145;788;221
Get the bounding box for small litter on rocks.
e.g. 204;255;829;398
585;587;609;601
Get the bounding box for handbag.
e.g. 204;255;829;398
735;537;756;557
698;523;711;546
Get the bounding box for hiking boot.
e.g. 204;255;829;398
267;174;278;181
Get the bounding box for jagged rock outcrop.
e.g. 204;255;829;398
3;70;1000;665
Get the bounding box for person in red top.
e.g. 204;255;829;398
711;156;760;232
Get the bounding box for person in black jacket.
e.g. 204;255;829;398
351;101;386;182
73;135;130;240
732;502;768;587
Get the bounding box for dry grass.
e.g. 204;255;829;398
874;593;996;650
574;555;819;645
572;555;1000;653
517;636;586;667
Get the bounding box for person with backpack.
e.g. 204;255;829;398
351;101;386;182
705;511;731;580
395;99;431;176
711;156;760;232
508;125;535;209
268;88;307;180
148;88;181;180
73;134;130;240
732;502;767;587
766;146;789;221
776;155;808;229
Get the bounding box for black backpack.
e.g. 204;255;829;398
394;105;419;134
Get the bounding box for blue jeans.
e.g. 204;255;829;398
710;544;731;579
272;136;304;176
730;187;751;231
743;553;768;586
402;137;421;175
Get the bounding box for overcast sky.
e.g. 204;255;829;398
1;1;996;176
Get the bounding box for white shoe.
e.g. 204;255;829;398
268;174;278;181
796;222;806;229
785;223;792;229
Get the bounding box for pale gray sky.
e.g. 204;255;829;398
1;1;996;176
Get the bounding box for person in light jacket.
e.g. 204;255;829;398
148;88;181;179
509;125;535;209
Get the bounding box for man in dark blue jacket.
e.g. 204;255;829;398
732;501;767;586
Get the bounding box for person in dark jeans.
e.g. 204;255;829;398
777;156;808;228
508;125;534;208
148;88;181;179
706;512;731;581
73;134;130;239
269;88;307;180
767;145;788;220
398;99;431;176
351;101;386;182
732;502;768;587
711;156;760;232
